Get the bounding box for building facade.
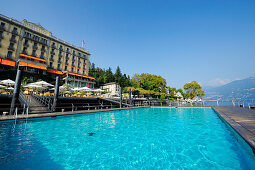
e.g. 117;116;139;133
101;82;120;96
0;14;95;88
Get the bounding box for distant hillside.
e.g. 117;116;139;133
205;77;255;100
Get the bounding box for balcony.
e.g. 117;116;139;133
58;53;63;57
51;44;56;49
8;46;15;51
72;57;75;61
59;47;63;51
12;29;18;35
41;47;46;52
0;25;5;31
10;37;16;43
65;61;69;65
78;59;81;63
50;51;55;55
72;63;75;67
83;66;85;69
78;53;81;57
23;41;29;47
40;54;45;59
6;55;12;59
33;45;38;50
73;51;76;56
31;52;37;57
66;49;70;53
22;50;28;55
78;64;81;68
50;57;54;62
57;59;61;63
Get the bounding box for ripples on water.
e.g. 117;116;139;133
0;107;255;169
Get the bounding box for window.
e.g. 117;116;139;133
83;70;85;75
65;66;67;71
23;47;27;53
0;31;3;37
9;42;14;48
50;62;53;67
32;50;36;56
1;22;5;26
71;68;74;72
73;50;75;55
57;64;60;69
77;69;79;73
24;39;28;45
7;51;12;58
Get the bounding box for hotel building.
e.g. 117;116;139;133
0;14;95;88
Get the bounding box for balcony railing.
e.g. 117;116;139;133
41;47;46;52
0;25;5;30
50;51;55;55
31;52;37;57
50;57;54;62
72;57;75;61
6;55;12;59
58;53;63;57
23;42;29;47
78;60;81;63
8;46;15;51
40;54;45;59
12;29;18;35
10;37;16;43
58;59;61;63
72;63;75;67
57;67;61;70
66;49;70;53
51;44;56;49
65;61;69;65
59;47;63;51
22;50;28;54
0;34;4;39
33;45;38;50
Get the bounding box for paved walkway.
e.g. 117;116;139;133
213;106;255;152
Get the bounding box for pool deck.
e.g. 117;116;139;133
0;106;149;121
213;106;255;152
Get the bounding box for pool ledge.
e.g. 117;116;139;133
213;106;255;152
0;106;149;121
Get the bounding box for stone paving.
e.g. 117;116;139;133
213;106;255;152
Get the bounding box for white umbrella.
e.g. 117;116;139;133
51;85;67;91
5;87;14;90
94;89;104;92
0;79;15;86
71;87;82;91
0;85;5;88
33;81;54;87
79;87;92;91
24;84;46;89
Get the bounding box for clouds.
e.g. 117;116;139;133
205;78;241;87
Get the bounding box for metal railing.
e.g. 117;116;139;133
32;95;53;111
18;92;31;115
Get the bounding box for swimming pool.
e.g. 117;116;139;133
0;107;255;169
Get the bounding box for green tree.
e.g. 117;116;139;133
114;66;122;85
105;67;115;83
183;81;205;99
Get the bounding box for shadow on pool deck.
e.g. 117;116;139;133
213;106;255;152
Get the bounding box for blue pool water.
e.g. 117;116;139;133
0;107;255;169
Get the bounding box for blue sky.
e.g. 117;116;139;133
1;0;255;88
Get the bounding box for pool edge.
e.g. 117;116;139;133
212;107;255;153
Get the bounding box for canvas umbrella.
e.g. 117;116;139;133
0;79;15;86
0;85;5;88
33;81;54;87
